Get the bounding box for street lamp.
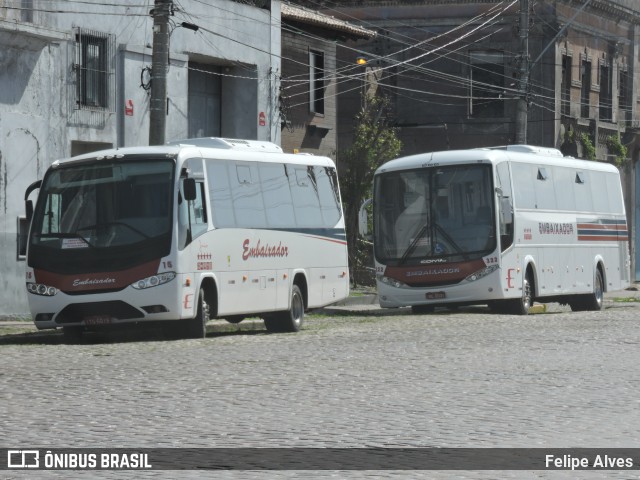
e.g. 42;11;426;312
180;22;199;32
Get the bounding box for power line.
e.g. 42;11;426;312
10;0;633;135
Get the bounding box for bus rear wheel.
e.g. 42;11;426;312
225;315;244;324
569;268;604;312
264;285;304;333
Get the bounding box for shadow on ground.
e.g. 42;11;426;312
0;320;270;346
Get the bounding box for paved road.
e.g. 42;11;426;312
2;293;640;479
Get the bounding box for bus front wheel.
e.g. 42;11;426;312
411;304;435;314
264;285;304;333
507;271;533;315
187;289;209;339
63;326;83;343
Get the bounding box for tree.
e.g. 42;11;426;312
337;93;402;286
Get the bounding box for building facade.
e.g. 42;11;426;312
280;1;375;157
309;0;640;280
0;0;281;314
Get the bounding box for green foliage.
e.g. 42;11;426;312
606;135;628;167
580;133;596;161
337;93;402;286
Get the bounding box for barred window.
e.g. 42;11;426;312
561;54;571;116
618;65;630;122
74;28;115;111
309;50;325;115
580;58;591;118
599;62;612;122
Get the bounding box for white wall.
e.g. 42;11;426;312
0;0;281;315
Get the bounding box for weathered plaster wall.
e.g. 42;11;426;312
0;0;281;315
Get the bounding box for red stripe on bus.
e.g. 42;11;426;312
576;223;627;230
303;235;348;245
578;235;628;241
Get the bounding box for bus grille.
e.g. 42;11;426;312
55;301;144;324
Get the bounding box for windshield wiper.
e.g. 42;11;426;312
433;222;468;259
398;221;469;265
398;221;430;265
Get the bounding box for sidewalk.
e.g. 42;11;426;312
606;284;640;299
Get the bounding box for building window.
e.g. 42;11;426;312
599;62;612;122
188;62;222;138
561;55;571;116
309;50;325;115
469;51;504;118
580;58;591;118
618;65;630;123
74;28;114;111
21;0;34;22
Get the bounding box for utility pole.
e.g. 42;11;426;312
149;0;172;146
515;0;529;144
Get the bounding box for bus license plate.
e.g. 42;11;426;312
426;292;446;300
84;315;112;325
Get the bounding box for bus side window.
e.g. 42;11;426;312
178;179;208;249
190;182;208;236
496;162;514;251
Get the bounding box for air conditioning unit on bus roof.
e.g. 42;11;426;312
484;145;564;157
167;137;283;153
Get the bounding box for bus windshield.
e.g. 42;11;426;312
374;163;495;265
28;159;175;274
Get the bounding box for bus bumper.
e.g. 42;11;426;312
28;282;183;330
377;271;505;308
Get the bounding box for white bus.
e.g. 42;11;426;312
17;138;349;339
361;145;630;314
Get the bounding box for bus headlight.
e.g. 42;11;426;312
26;282;58;296
131;272;176;290
463;264;499;283
377;274;410;289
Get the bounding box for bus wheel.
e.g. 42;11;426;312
570;269;604;312
265;285;304;333
508;271;533;315
63;326;83;343
488;301;510;313
187;289;209;339
225;316;244;324
411;304;435;314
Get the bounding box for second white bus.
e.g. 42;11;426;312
362;145;630;314
18;137;349;339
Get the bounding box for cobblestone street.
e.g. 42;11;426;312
2;294;640;479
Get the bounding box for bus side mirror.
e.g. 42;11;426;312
358;198;373;241
16;215;29;261
26;199;34;220
499;197;513;225
24;180;41;218
183;178;197;201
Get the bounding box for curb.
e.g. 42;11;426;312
334;294;379;306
